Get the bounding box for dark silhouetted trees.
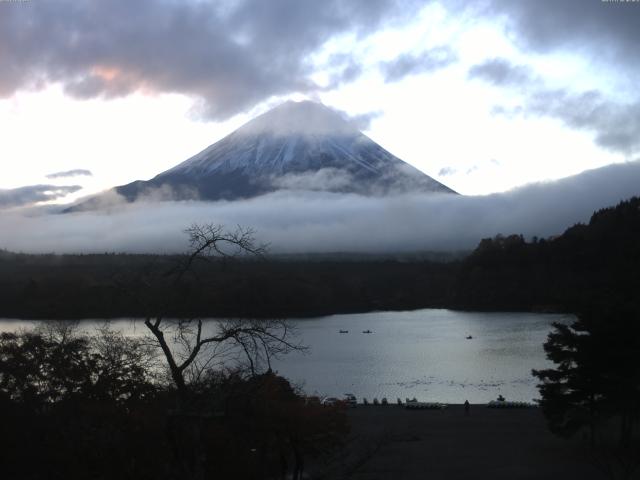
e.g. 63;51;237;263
0;323;156;408
454;196;640;312
0;324;348;480
0;325;163;480
2;196;640;318
533;304;640;478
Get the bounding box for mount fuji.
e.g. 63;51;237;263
69;101;455;210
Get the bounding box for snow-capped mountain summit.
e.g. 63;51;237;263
159;101;362;180
71;101;455;210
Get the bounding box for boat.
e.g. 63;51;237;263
466;335;473;339
362;330;372;334
339;330;349;334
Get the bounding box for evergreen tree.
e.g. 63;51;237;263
533;304;640;447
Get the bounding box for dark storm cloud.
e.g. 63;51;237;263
469;58;640;155
467;58;535;87
317;53;366;91
450;1;640;154
457;1;640;153
0;185;81;209
46;169;93;179
526;90;640;155
478;0;640;67
381;46;457;83
335;62;363;85
0;0;418;120
329;61;364;88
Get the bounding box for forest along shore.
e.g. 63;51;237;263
3;196;640;320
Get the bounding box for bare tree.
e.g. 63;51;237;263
141;224;304;403
144;316;303;401
132;224;308;480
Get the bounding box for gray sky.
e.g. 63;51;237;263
0;0;639;252
1;0;638;197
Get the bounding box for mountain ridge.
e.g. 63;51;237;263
68;101;455;211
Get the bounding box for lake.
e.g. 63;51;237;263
0;309;573;403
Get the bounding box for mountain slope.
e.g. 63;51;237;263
70;101;455;210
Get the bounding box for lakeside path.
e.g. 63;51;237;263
325;405;603;480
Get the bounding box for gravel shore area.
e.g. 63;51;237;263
320;405;603;480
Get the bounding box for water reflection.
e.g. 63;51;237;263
0;309;573;403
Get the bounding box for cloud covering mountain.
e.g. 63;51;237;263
2;160;639;254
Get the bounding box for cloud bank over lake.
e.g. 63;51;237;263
1;160;638;255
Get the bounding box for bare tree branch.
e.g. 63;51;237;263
136;224;302;405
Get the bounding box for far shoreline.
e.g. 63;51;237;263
0;304;573;322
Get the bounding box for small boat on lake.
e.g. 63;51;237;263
362;330;372;334
339;330;349;334
466;335;473;339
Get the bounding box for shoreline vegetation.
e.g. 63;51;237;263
2;316;637;479
1;196;638;321
1;197;639;479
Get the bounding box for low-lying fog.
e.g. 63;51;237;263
2;161;639;254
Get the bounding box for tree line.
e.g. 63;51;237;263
2;197;640;318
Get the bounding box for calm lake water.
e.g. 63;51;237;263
0;309;573;403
